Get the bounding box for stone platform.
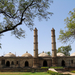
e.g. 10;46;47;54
0;68;48;72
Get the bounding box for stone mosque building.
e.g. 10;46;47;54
0;28;75;68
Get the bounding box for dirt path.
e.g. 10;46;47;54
49;68;75;75
60;72;74;75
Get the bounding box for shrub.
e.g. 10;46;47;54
41;67;49;69
50;66;64;69
47;70;71;75
47;70;62;75
71;70;75;73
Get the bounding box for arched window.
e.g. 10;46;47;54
6;61;10;67
43;60;47;67
1;60;5;65
11;61;14;65
61;60;65;67
25;61;29;67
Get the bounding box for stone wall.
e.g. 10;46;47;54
0;68;48;72
57;56;75;67
0;57;33;68
38;57;52;67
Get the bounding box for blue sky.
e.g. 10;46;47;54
0;0;75;56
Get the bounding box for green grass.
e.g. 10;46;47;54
0;71;71;75
0;72;51;75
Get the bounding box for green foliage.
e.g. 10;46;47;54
71;70;75;73
0;72;50;75
57;45;72;56
47;70;62;75
46;51;51;56
0;0;53;48
58;8;75;43
50;66;64;69
47;70;71;75
41;67;49;68
0;0;53;37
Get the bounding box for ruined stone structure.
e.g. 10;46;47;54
0;28;75;69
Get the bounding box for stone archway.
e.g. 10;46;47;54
6;61;10;67
61;60;65;67
25;61;29;67
43;60;47;67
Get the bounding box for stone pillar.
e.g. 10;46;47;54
51;28;57;66
33;28;38;68
34;28;38;58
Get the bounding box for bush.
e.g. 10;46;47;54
50;66;64;69
41;67;49;69
71;70;75;73
47;70;63;75
47;70;71;75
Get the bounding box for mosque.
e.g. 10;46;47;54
0;28;75;68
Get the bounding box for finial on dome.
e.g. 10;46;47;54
42;51;44;53
51;28;55;30
26;51;28;53
34;27;37;31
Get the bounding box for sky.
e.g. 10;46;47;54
0;0;75;56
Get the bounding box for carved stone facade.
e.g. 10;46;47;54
0;28;75;69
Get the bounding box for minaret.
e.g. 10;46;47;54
34;28;38;58
51;28;57;66
33;28;38;68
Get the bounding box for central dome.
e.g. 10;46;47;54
70;52;75;56
57;52;65;57
22;51;32;57
4;52;16;57
39;51;49;57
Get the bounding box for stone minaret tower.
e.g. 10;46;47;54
33;28;38;68
34;28;38;58
51;28;57;66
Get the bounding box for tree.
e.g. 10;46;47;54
58;8;75;43
0;0;53;37
57;45;72;56
46;51;51;56
0;0;53;48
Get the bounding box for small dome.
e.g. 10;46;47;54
39;51;49;57
22;51;32;57
70;52;75;56
4;52;16;57
57;52;65;57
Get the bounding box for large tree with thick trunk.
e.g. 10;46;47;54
0;0;53;48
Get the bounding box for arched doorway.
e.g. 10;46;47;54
25;61;29;67
61;60;65;67
43;60;47;67
6;61;10;67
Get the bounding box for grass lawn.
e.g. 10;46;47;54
0;72;51;75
